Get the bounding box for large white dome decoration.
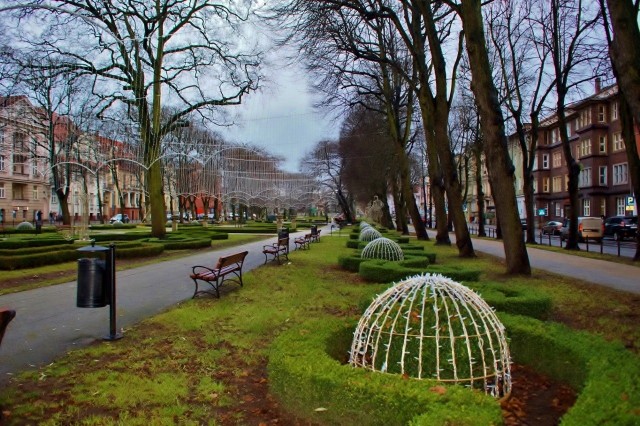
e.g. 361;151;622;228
349;274;512;399
360;237;404;261
359;226;383;242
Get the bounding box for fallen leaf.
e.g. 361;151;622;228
314;407;328;412
429;385;447;395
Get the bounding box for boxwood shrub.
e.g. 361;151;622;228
467;282;552;320
91;233;150;243
398;257;430;269
115;243;164;259
268;318;502;425
0;238;74;249
269;315;640;426
359;260;426;283
337;255;366;272
346;240;360;249
0;250;81;270
426;265;481;282
500;313;640;425
396;236;410;244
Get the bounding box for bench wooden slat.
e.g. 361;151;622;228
190;251;248;298
262;237;289;264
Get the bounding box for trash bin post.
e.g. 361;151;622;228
105;243;122;341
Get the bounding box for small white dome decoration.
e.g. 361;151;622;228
361;237;404;261
349;274;512;399
360;227;382;242
360;221;371;229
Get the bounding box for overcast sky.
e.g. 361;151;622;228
219;55;341;173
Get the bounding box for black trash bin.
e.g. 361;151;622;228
278;227;289;239
77;258;108;308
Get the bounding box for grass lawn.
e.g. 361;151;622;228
1;230;638;424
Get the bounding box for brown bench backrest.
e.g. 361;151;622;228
0;308;16;347
216;250;248;270
278;237;289;247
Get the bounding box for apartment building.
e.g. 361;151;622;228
0;96;51;225
533;83;639;221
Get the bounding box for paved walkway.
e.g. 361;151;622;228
1;227;638;385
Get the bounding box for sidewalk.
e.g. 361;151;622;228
438;231;640;295
1;227;638;386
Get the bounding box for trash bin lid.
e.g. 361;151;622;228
77;240;110;252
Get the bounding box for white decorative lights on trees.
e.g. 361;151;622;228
349;274;512;399
360;237;404;261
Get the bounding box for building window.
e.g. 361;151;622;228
613;163;628;185
0;155;4;172
613;132;625;151
612;102;618;120
579;139;592;157
12;154;28;175
542;177;550;193
583;199;591;216
551;128;559;144
13;132;26;151
564;175;569;191
579;167;592;188
555;203;562;217
0;183;4;199
598;135;607;153
0;129;4;146
32;185;38;200
542;154;549;169
600;199;606;217
578;108;591;128
617;197;625;215
51;190;58;204
552;176;562;192
599;166;607;186
552;151;562;168
598;105;606;122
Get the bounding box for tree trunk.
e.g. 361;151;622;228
619;89;640;261
474;146;487;237
460;0;531;275
607;0;640;127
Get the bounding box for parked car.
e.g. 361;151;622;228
603;215;638;241
541;220;563;235
109;214;130;224
560;217;603;242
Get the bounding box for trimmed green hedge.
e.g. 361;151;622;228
89;224;137;230
501;314;640;425
116;243;164;258
0;238;74;249
268;318;502;425
91;233;151;243
467;282;552;320
0;243;77;256
0;250;80;270
337;255;367;272
269;315;640;425
359;260;426;283
154;238;211;250
396;236;410;244
398;257;430;268
346;240;360;249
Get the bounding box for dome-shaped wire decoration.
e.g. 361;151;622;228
360;227;383;242
349;274;512;399
360;221;371;229
361;237;404;261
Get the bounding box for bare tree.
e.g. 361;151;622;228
486;0;555;243
300;140;354;222
538;0;604;250
447;0;532;275
3;1;262;237
600;0;640;261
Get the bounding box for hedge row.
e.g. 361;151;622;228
268;318;502;425
0;243;77;256
0;238;74;249
468;282;552;320
358;260;480;284
0;242;164;270
500;313;640;425
269;315;640;425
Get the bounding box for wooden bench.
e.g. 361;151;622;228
294;233;312;250
0;308;16;348
262;237;289;264
189;251;248;298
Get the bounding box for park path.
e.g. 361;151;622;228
1;226;638;386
